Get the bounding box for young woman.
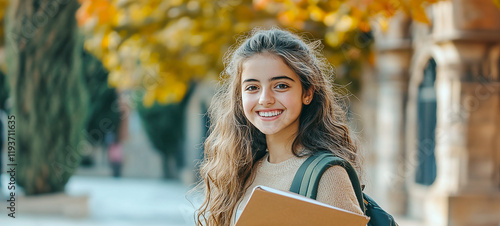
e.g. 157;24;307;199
196;28;364;225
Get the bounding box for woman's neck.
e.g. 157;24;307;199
265;131;298;163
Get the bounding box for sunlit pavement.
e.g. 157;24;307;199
0;174;424;226
0;175;200;226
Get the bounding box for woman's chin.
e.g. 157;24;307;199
256;128;279;135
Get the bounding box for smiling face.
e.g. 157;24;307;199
241;54;312;138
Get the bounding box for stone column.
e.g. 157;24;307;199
368;13;412;215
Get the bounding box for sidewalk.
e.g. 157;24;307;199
0;174;425;226
0;175;200;226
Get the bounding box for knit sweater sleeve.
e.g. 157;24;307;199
316;165;363;215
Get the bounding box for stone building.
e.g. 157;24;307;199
362;0;500;225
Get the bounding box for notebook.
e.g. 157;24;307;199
235;185;370;226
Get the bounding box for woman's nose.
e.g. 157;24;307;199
258;88;275;106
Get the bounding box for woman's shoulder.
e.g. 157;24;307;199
319;165;350;185
305;151;357;185
317;165;363;214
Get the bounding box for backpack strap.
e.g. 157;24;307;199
290;151;366;213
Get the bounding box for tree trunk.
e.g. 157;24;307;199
5;0;88;195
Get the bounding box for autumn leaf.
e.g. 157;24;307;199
493;0;500;8
410;0;430;24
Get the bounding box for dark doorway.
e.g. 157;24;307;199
416;58;438;185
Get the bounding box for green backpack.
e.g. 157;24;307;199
290;151;398;226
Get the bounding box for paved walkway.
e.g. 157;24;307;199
0;175;200;226
0;174;424;226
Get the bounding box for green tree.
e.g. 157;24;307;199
0;69;8;110
5;0;89;195
0;0;7;110
136;83;194;178
82;50;121;147
81;50;121;167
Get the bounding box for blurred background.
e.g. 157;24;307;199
0;0;499;225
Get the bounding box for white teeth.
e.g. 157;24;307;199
259;110;283;117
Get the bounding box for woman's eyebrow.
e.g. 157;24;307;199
242;75;295;84
242;78;259;83
270;75;295;82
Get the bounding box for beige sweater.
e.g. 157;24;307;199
231;153;363;225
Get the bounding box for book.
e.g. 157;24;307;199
235;185;370;226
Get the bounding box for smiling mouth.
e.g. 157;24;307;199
258;110;283;118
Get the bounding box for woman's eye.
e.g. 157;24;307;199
275;84;289;89
245;85;258;91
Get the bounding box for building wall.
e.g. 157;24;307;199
369;0;500;225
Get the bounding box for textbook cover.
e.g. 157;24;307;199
235;185;370;226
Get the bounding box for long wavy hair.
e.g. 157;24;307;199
195;27;362;225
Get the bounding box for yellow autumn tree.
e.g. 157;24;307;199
76;0;445;106
0;0;6;46
255;0;442;44
77;0;273;106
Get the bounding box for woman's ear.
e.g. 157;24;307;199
303;87;315;105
